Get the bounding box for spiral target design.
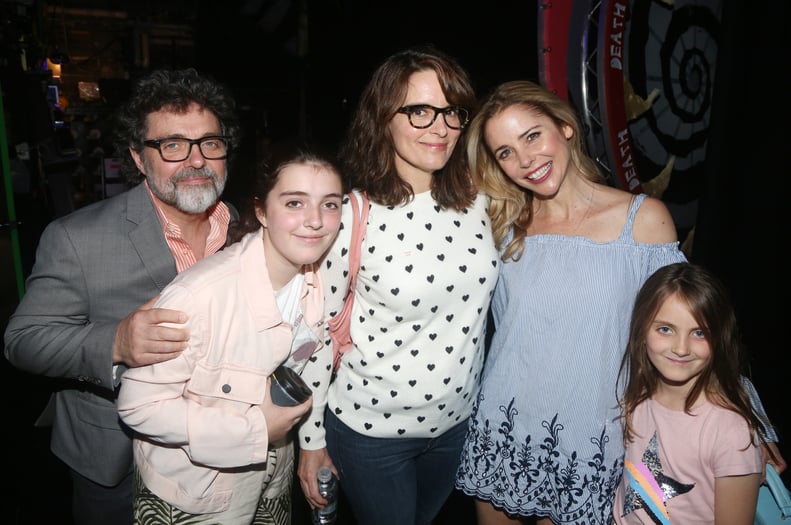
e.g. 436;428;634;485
629;1;722;174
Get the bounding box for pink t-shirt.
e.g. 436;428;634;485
613;397;762;524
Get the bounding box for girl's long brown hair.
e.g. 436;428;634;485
616;262;775;459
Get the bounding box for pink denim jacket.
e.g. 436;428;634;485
117;229;325;514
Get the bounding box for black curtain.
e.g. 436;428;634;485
693;1;790;479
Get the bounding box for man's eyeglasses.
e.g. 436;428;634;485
143;136;230;162
396;105;470;130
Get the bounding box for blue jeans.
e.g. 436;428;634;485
325;409;468;525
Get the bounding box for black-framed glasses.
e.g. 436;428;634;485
396;105;470;130
143;136;230;162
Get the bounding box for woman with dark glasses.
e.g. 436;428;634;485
296;45;499;525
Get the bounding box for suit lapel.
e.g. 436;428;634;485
125;184;177;291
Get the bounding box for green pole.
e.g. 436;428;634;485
0;82;26;300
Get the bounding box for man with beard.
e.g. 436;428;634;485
4;68;240;525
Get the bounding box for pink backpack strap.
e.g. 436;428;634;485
345;190;368;301
329;190;369;370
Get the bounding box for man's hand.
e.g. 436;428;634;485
113;296;189;367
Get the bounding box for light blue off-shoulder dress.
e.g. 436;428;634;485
456;194;687;524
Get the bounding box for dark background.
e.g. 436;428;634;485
1;1;788;523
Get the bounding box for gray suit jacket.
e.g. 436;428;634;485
4;183;232;486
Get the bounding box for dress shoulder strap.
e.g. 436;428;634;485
618;193;647;241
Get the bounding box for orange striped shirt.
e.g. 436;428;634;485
145;181;231;273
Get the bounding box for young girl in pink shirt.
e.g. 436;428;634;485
614;262;778;524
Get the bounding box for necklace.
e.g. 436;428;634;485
571;184;595;235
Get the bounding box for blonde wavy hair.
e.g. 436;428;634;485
466;80;605;261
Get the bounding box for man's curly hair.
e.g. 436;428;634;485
111;68;240;183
